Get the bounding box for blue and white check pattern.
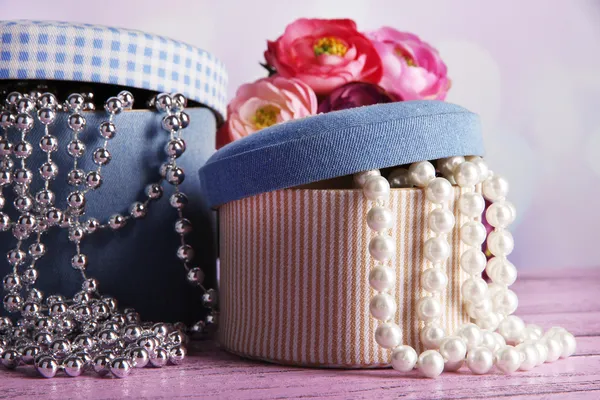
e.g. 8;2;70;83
0;20;228;119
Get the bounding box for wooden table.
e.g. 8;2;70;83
1;268;599;399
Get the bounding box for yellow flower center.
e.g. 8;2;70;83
314;37;348;57
395;47;417;67
252;105;280;130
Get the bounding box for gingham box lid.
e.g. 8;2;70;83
0;20;228;119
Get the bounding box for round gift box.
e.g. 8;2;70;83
0;21;228;324
199;101;485;367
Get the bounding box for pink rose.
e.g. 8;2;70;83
318;82;396;113
264;18;383;95
366;27;450;101
216;76;317;149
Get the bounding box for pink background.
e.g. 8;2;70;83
2;0;600;270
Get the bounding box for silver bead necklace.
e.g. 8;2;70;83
0;90;217;378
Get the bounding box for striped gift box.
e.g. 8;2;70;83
218;187;474;368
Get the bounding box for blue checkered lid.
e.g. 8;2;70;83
0;20;228;119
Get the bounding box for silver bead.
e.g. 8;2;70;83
84;218;100;233
172;93;187;110
69;226;86;243
46;295;65;307
27;288;43;303
130;202;147;218
102;296;118;312
162;114;181;132
72;304;92;322
21;345;40;364
0;213;9;231
45;208;63;226
110;357;132;378
0;158;14;171
16;97;35;113
39;162;59;181
169;345;186;365
38;92;58;109
71;254;88;270
169;193;188;209
179;111;190;129
35;355;59;378
82;278;98;293
17;213;36;231
35;189;55;207
5;91;22;106
62;355;84;377
174;218;192;235
14;195;33;212
37;107;56;125
21;300;40;317
152;323;169;338
13;168;33;185
129;346;150;368
92;354;112;376
67;113;86;132
137;336;159;354
91;301;110;319
108;214;127;230
177;245;195;262
98;329;119;346
7;249;26;266
125;311;141;324
154;93;172;112
21;268;38;285
118;90;134;109
165;138;186;158
49;338;71;357
104;97;123;115
145;183;163;200
167;331;185;346
99;121;117;139
123;325;143;342
0;111;15;128
3;273;21;291
67;139;86;157
73;334;96;351
0;139;12;156
93;148;111;165
166;167;185;185
15;113;34;132
39;135;58;152
73;291;91;304
67;191;86;209
48;302;67;318
3;294;23;312
14;141;33;158
67;93;85;111
202;289;218;308
149;347;169;368
84;171;102;190
187;268;204;286
55;317;75;335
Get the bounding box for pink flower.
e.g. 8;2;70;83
216;76;317;149
366;27;450;101
264;18;383;95
318;82;396;113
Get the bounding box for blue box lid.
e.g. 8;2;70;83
198;100;484;208
0;20;228;120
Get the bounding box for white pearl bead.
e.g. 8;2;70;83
492;288;518;316
458;192;485;217
420;268;448;293
363;175;391;201
487;230;514;257
425;177;454;204
391;345;417;372
369;235;395;262
444;360;464;372
367;206;394;232
369;293;397;321
466;156;490;182
487;258;517;286
487;282;504;298
544;326;568;340
460;248;487;275
437;156;465;177
480;330;499;352
495;346;521;374
374;322;402;349
505;201;517;224
421;324;446;349
418;350;445;378
439;336;467;362
476;312;501;331
423;237;450;263
497;315;525;343
388;168;411;188
416;297;442;322
482;174;509;201
557;331;577;358
428;208;455;234
528;324;543;338
493;331;507;346
486;202;514;229
369;265;396;292
454;161;480;187
461;276;489;305
460;221;487;246
466;346;494;374
457;323;483;350
522;326;542;342
544;337;563;362
354;169;380;188
408;161;436;187
534;341;548;365
517;342;539;371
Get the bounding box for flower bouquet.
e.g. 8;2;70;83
217;18;450;148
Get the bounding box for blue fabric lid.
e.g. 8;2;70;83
0;20;228;119
198;100;484;208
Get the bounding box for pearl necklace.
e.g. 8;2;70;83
357;157;576;378
0;89;217;378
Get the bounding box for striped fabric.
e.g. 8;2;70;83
219;188;472;368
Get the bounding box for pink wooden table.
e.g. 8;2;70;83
1;268;599;399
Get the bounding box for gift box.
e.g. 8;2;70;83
0;21;227;324
199;100;485;367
